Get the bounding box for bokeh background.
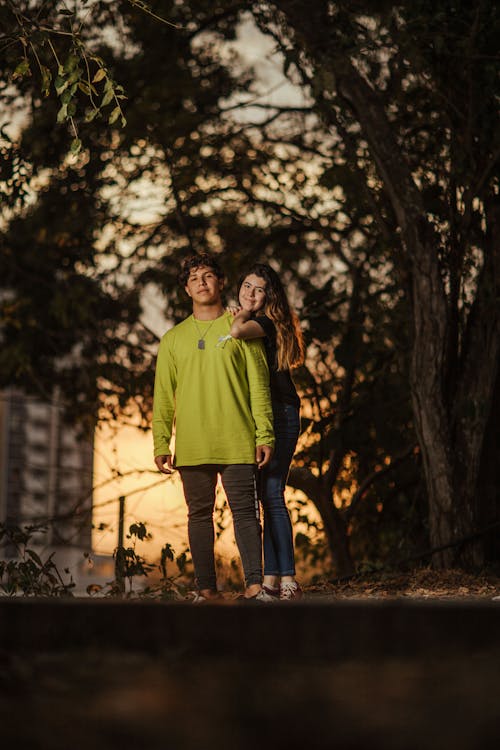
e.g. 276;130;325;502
1;0;498;594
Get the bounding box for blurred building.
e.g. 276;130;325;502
0;387;93;550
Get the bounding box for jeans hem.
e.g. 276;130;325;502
246;576;263;586
265;570;296;577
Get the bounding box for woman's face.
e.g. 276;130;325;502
239;274;267;312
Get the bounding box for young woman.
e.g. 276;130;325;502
230;263;305;600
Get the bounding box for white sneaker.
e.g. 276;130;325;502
190;591;223;603
255;588;278;602
280;581;303;601
190;591;207;603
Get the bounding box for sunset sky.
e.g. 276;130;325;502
92;422;245;574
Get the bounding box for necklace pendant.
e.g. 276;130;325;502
198;339;205;350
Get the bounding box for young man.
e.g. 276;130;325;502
153;253;275;601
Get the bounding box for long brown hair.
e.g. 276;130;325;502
238;263;304;370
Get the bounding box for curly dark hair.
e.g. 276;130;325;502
178;253;224;286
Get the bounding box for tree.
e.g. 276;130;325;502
5;1;496;574
1;2;323;427
253;0;500;567
1;2;427;575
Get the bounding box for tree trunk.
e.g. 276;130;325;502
407;230;456;567
327;62;498;568
477;367;500;564
316;486;355;579
328;63;460;566
449;197;500;565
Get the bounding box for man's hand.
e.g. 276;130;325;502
155;454;174;474
256;445;273;468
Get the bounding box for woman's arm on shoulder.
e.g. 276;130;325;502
230;308;265;340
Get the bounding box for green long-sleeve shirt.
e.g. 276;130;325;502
152;312;274;466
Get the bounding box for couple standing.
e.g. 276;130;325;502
153;253;304;602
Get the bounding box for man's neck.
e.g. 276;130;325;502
192;303;224;321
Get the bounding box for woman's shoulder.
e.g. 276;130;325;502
252;313;275;337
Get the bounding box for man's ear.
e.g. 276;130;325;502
218;277;225;291
185;284;192;298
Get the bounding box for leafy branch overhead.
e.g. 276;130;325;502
4;0;178;155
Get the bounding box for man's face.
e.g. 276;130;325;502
185;265;224;305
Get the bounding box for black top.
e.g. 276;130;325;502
253;314;300;408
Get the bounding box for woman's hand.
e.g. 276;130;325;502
239;298;258;313
226;304;241;316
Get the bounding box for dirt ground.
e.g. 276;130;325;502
305;567;500;601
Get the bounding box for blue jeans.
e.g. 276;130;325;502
260;402;300;576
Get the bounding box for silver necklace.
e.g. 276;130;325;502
192;316;218;350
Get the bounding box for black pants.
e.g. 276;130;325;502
178;464;262;590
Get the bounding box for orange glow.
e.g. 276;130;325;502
92;422;188;562
92;423;243;570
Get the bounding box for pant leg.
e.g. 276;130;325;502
178;465;218;591
219;464;263;587
261;403;300;576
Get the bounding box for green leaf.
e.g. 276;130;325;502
41;65;52;97
92;68;106;83
13;59;31;79
54;75;68;95
162;544;175;562
176;551;187;573
60;88;75;105
63;54;79;74
70;138;82;155
67;69;83;87
84;108;99;122
26;549;43;566
56;103;68;123
101;88;114;107
108;106;121;125
128;522;149;541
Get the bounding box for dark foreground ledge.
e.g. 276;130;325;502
1;597;499;659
